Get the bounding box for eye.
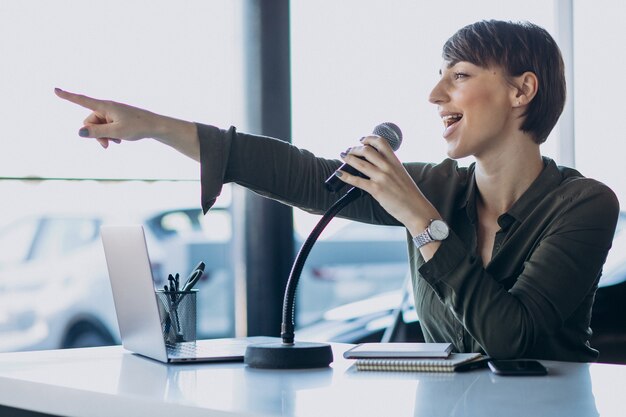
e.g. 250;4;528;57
454;72;469;80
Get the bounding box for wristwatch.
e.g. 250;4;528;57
412;219;449;249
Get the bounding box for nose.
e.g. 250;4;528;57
429;78;448;105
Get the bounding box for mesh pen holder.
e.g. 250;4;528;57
156;289;198;344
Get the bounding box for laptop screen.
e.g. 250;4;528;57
101;225;169;362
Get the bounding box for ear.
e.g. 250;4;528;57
511;72;538;108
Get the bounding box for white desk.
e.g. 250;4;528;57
0;343;624;417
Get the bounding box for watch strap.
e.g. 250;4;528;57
412;229;433;249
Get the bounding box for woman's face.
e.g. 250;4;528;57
428;61;521;160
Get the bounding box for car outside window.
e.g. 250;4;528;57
29;218;100;261
0;219;38;266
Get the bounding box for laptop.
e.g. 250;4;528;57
101;224;275;363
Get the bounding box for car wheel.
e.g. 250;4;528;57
63;322;115;349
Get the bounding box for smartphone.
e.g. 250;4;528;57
488;360;547;376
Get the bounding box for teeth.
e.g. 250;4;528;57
442;114;462;128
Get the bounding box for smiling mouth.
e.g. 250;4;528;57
442;114;463;128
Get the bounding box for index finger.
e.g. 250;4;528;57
54;88;105;111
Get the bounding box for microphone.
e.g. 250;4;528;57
325;122;403;193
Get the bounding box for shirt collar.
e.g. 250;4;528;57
506;157;562;223
458;157;562;226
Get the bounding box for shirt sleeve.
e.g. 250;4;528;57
196;123;401;225
418;181;620;359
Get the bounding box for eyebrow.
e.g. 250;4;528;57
438;60;459;76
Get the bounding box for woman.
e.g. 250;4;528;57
56;20;619;362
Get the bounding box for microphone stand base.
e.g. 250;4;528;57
244;341;333;369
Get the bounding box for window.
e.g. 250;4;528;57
574;0;625;204
0;0;242;352
2;1;597;349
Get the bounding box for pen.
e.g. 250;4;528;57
168;288;183;340
164;277;183;339
167;274;176;293
183;262;205;289
162;285;172;334
182;269;203;292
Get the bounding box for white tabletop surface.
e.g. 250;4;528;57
0;343;624;417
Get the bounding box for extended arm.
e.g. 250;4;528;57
55;89;411;226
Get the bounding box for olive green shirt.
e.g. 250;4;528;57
197;124;619;362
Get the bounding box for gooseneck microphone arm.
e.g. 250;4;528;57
244;122;402;369
281;186;364;344
243;186;365;368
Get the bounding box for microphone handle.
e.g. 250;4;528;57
324;157;369;192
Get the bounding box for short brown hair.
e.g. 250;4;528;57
442;20;565;144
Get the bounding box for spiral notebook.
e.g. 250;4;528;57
344;342;453;359
354;352;483;372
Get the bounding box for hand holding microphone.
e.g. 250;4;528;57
331;122;441;233
325;122;403;193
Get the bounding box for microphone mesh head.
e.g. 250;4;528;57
372;122;402;151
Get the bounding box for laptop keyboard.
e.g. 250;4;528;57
165;340;249;359
167;342;200;357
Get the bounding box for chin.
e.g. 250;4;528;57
445;144;470;160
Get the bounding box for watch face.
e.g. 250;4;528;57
429;220;449;240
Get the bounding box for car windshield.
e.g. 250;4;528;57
0;219;38;266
